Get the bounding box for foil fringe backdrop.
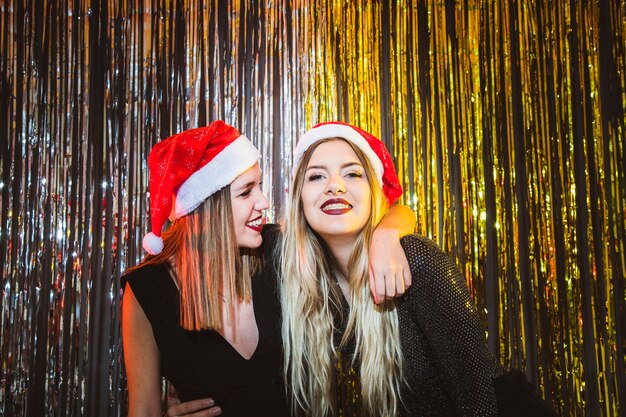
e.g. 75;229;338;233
0;1;624;416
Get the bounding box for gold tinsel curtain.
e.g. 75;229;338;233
0;1;624;416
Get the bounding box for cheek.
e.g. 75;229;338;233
300;198;312;218
230;196;238;218
232;204;247;226
360;187;372;214
300;185;316;210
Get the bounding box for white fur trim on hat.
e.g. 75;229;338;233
171;135;261;219
293;124;384;184
142;232;164;255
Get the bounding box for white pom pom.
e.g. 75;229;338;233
142;232;164;255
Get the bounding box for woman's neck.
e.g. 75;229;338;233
324;236;357;280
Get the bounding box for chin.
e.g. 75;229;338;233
238;236;263;249
318;226;356;236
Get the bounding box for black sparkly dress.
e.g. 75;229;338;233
335;234;503;417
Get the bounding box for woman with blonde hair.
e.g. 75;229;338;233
123;121;416;417
280;122;504;417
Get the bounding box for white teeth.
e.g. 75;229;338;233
322;203;351;210
247;218;263;227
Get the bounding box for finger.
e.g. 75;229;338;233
368;266;379;304
385;268;396;300
182;405;222;417
166;398;216;417
170;405;222;417
167;384;181;406
403;266;412;288
374;268;388;304
395;270;406;296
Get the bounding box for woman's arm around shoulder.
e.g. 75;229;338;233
122;284;162;417
369;204;416;303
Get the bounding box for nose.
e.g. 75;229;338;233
325;173;346;195
255;191;270;211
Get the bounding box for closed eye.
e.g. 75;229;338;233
239;188;253;198
307;173;325;181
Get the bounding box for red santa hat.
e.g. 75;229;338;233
142;120;261;255
293;121;403;206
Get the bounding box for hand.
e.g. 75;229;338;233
368;228;412;304
166;383;221;416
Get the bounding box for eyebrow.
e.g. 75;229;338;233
305;162;363;171
234;181;257;191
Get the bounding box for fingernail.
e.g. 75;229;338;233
205;399;215;406
213;407;222;415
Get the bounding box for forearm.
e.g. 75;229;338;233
368;205;415;302
375;204;415;238
123;286;163;416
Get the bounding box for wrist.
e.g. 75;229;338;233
372;226;400;240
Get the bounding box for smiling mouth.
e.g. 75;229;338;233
321;199;352;214
246;216;266;231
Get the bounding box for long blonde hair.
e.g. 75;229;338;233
128;186;258;330
280;138;403;417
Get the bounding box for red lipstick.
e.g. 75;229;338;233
320;198;352;215
246;215;266;232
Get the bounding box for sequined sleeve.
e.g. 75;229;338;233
398;234;501;416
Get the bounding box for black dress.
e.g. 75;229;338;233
334;234;502;417
122;226;289;417
395;235;555;417
395;234;502;416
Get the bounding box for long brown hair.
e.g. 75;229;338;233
128;186;259;330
